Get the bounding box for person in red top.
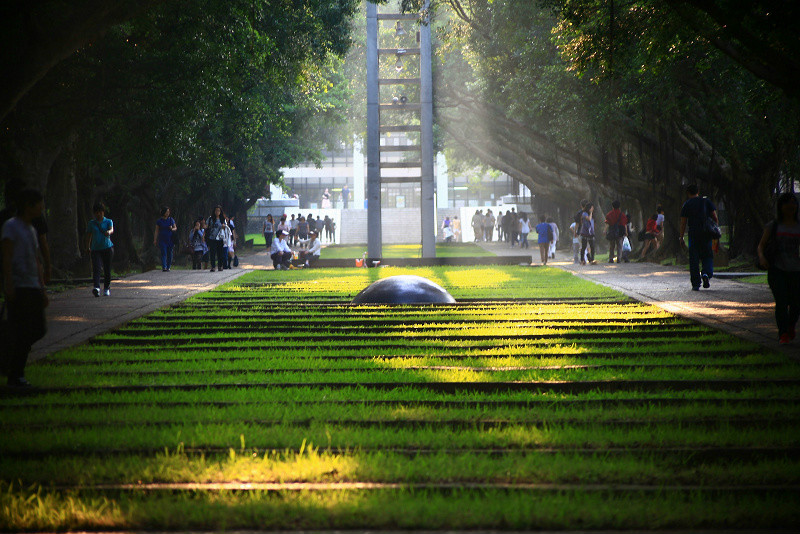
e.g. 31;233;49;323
640;213;661;259
604;200;628;263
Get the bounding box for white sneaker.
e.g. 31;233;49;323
93;287;100;297
103;289;110;297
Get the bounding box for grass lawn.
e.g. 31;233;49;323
2;266;798;531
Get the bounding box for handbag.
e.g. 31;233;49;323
622;236;632;252
703;198;722;239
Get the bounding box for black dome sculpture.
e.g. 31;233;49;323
351;275;456;304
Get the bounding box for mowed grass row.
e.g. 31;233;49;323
2;266;799;531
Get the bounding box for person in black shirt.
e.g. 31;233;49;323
679;184;718;291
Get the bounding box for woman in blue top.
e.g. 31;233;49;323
153;206;177;272
84;202;114;297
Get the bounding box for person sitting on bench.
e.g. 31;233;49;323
297;230;322;268
270;230;293;270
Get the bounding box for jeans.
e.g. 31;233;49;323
767;268;800;336
580;236;595;263
688;231;713;288
520;232;529;249
264;232;274;248
158;241;173;270
572;242;581;263
4;288;47;380
91;247;113;289
208;239;226;269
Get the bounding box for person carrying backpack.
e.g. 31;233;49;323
605;200;628;263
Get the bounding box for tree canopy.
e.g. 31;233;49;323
1;0;358;271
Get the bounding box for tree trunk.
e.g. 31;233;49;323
45;136;82;273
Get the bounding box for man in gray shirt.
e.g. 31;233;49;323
1;189;48;387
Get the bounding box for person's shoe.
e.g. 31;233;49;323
780;333;792;344
7;376;32;388
210;268;216;272
691;286;700;291
702;274;710;288
590;260;598;265
93;287;100;297
103;289;110;297
580;261;586;265
288;264;299;270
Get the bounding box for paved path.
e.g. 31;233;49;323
476;239;797;357
29;250;271;362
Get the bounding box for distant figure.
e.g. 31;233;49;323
442;216;454;243
518;213;530;249
188;220;206;270
569;219;581;263
604;200;628;263
679;184;718;291
324;215;335;242
496;212;505;242
341;184;350;209
472;210;483;242
206;205;227;272
321;188;332;209
86;202;114;295
535;214;552;264
547;217;560;259
1;188;48;388
315;216;325;239
297;216;310;249
484;210;495;242
154;206;177;272
452;216;462;242
655;205;665;248
262;214;274;248
757;193;800;344
289;213;298;246
579;203;597;265
640;213;660;259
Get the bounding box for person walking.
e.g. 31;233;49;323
341;184;350;209
472;210;483;242
1;188;48;387
547;217;560;259
758;193;800;343
534;214;552;264
580;203;597;265
639;213;661;259
679;184;718;290
442;216;453;243
206;206;227;272
604;200;628;263
262;214;274;248
189;220;206;270
220;218;233;269
154;206;177;272
518;213;531;249
453;216;462;242
655;205;665;248
85;202;114;296
484;210;495;242
496;212;505;242
325;215;335;242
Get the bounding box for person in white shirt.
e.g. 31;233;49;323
297;230;322;267
219;220;233;269
569;221;581;263
270;230;293;270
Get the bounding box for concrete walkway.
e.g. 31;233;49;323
29;250;271;361
476;239;797;357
